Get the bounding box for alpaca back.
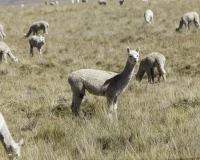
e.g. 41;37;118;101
144;9;153;23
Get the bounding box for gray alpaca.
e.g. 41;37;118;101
68;47;140;118
176;12;200;31
24;21;49;38
0;42;18;63
0;112;24;160
136;52;166;83
29;35;45;56
0;24;6;39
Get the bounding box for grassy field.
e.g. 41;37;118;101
0;0;200;159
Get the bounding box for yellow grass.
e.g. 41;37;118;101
0;0;200;159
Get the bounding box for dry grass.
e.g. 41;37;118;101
0;0;200;159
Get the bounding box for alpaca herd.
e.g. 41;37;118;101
1;0;200;159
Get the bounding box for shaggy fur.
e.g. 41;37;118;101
144;9;154;24
136;52;166;83
24;21;49;38
176;12;200;31
0;24;6;39
0;112;24;160
0;42;18;63
29;35;45;56
68;47;140;118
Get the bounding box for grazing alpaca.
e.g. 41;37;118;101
29;35;45;56
24;21;49;38
176;12;200;31
0;112;24;160
144;9;154;24
71;0;80;3
0;24;6;39
98;0;107;5
68;47;140;118
119;0;124;5
50;1;59;5
0;42;18;63
136;52;166;83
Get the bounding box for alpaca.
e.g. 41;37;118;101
136;52;166;83
68;47;140;118
176;12;200;31
71;0;80;4
24;21;49;38
50;1;59;5
98;0;107;5
0;112;24;159
29;35;45;56
144;9;154;24
82;0;88;2
0;24;6;39
0;42;18;63
119;0;124;5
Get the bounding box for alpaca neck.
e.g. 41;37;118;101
7;51;15;60
0;124;15;153
119;60;136;84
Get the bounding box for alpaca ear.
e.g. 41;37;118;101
136;46;140;53
127;47;130;53
18;139;24;147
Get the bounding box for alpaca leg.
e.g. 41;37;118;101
3;53;8;63
113;96;118;119
107;98;114;119
37;47;42;55
71;93;84;116
158;68;166;81
30;46;33;56
146;69;152;83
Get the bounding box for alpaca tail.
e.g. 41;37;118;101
24;28;32;38
151;68;154;83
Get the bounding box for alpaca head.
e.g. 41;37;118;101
127;47;140;64
12;57;18;62
39;36;45;42
8;139;24;159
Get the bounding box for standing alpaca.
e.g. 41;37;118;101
0;24;6;39
0;42;18;63
24;21;49;38
144;9;154;24
119;0;124;5
98;0;107;5
136;52;166;83
68;47;140;118
0;112;24;159
29;35;45;56
176;12;200;31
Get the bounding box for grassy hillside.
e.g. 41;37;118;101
0;0;200;159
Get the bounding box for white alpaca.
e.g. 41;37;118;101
82;0;88;2
176;12;200;31
0;42;18;64
0;112;24;160
68;47;140;118
119;0;124;5
71;0;80;4
50;1;59;5
98;0;107;5
136;52;166;83
24;21;49;38
0;24;6;39
29;35;45;56
144;9;154;24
